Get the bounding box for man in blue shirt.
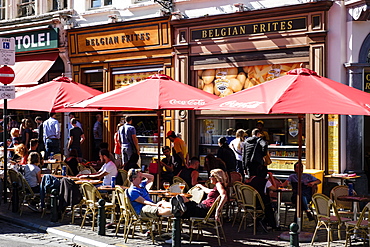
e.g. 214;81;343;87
119;116;140;164
127;168;171;218
43;112;60;158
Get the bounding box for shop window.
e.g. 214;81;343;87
91;0;112;8
84;68;103;91
18;0;35;17
52;0;67;11
196;62;302;97
112;65;163;89
0;0;5;20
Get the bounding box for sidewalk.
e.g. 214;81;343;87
0;202;364;247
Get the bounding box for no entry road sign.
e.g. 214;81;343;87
0;65;15;84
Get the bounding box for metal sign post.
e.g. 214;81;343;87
0;37;15;203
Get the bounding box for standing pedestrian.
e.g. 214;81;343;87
243;128;268;178
43;112;60;158
119;116;140;164
229;129;246;180
35;116;45;155
166;130;188;173
67;118;85;158
93;114;103;161
217;137;237;173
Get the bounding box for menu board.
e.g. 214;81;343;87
328;114;339;174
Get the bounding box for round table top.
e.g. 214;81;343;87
337;195;370;202
149;190;192;198
96;185;128;191
75;179;103;185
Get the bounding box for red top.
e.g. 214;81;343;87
201;183;221;208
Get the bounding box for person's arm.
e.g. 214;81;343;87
191;170;199;187
55;121;60;139
134;196;158;206
80;133;85;145
142;172;154;184
36;169;42;184
307;177;321;187
132;134;140;155
281;179;290;188
25;132;30;148
160;160;174;172
196;183;212;194
68;135;73;149
215;182;227;221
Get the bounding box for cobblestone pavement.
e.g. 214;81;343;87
0;202;366;247
0;219;86;246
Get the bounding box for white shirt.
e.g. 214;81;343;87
98;160;118;185
229;139;244;161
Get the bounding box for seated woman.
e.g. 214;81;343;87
64;149;80;176
173;168;228;221
12;143;28;165
281;162;321;221
24;152;42;212
246;171;278;230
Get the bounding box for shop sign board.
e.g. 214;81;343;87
0;85;15;99
364;70;370;93
191;17;307;41
0;37;15;65
2;27;59;53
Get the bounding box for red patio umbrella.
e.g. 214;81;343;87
73;74;218;111
198;68;370;229
0;76;102;112
73;74;218;187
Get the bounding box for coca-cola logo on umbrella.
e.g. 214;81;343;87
219;100;264;108
169;99;206;105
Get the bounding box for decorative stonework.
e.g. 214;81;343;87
347;0;370;21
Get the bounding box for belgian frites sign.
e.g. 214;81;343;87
191;17;307;40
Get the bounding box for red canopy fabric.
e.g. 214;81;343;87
1;76;102;112
73;74;218;110
198;68;370;115
10;53;58;87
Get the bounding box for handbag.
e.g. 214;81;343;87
263;152;272;166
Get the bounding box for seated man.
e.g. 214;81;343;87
78;149;118;185
127;168;172;218
281;162;321;221
177;157;200;188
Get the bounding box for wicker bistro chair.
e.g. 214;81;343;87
344;202;370;247
238;184;266;235
118;169;130;187
115;186;129;237
7;169;22;209
232;181;244;227
80;182;116;231
311;193;351;247
330;185;358;217
123;189;161;244
18;172;40;216
189;196;226;246
173;176;189;191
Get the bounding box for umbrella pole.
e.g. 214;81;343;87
157;110;162;190
296;114;304;231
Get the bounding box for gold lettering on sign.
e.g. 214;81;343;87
287;21;293;29
365;82;370;90
86;32;150;47
366;74;370;81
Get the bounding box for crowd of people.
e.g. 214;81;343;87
2;113;320;231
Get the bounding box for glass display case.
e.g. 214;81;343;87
268;145;306;171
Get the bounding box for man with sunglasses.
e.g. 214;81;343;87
127;168;172;218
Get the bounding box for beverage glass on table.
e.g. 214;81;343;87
179;183;185;195
163;182;170;192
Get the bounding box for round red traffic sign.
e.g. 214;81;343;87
0;65;15;84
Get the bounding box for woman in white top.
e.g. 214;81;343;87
229;129;246;180
24;152;41;193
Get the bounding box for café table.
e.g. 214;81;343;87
43;159;62;173
337;195;370;221
325;174;360;185
74;179;103;185
275;188;293;228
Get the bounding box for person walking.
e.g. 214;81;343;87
43;112;60;158
243;128;268;178
35;116;45;155
119;116;140;164
67;118;85;158
229;129;246;180
93;114;103;161
166;130;188;172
